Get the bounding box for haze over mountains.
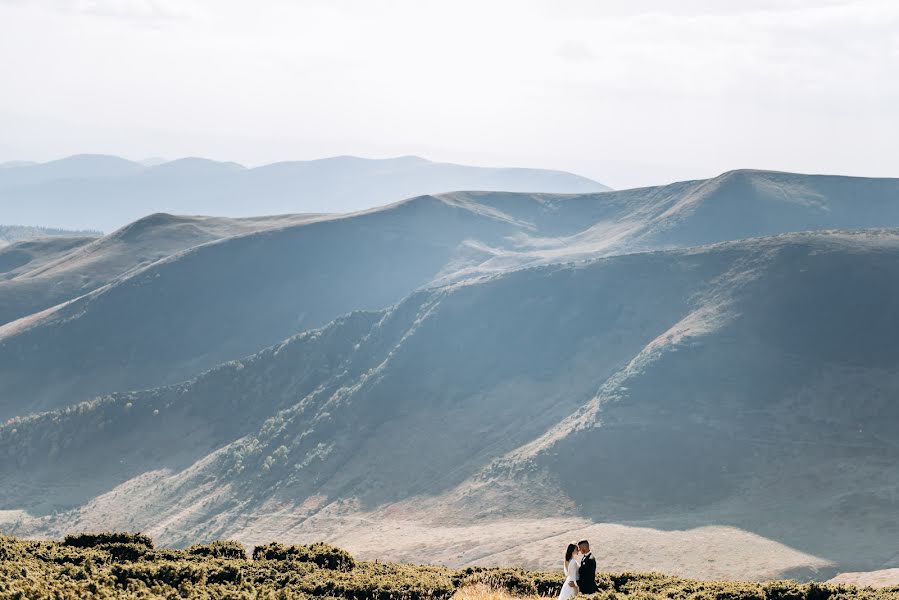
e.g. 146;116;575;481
0;225;99;248
0;154;609;231
1;168;898;584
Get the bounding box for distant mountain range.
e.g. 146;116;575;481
0;154;610;231
1;169;898;583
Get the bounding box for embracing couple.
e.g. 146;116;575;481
558;540;596;599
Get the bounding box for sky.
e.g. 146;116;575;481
1;0;898;189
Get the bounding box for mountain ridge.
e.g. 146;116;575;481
3;170;899;418
2;229;898;580
0;154;611;231
3;171;899;581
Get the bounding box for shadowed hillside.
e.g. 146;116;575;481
0;213;325;327
2;171;899;417
0;195;532;417
2;230;897;580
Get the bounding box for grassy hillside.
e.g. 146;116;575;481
0;224;99;246
0;195;529;417
0;236;96;279
3;171;899;416
3;230;898;579
1;533;896;599
0;213;325;327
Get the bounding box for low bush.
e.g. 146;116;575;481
112;561;207;588
147;548;188;561
252;541;356;571
97;542;153;562
187;540;248;560
457;567;537;596
1;533;897;600
532;570;567;597
63;531;154;549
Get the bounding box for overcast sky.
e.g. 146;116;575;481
1;0;897;189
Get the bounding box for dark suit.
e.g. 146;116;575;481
578;552;597;594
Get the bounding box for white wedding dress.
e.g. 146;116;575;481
557;557;579;600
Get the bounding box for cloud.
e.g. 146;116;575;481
556;40;594;62
1;0;897;188
2;0;182;21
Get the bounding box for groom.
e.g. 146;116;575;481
577;540;597;593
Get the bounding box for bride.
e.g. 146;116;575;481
557;543;580;600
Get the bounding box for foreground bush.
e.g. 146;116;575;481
0;533;897;600
63;531;154;549
112;560;243;587
187;540;248;560
456;567;537;596
253;541;356;571
96;541;153;562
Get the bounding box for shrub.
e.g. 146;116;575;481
206;563;244;585
0;532;896;600
186;540;248;560
806;582;837;600
97;542;151;562
457;567;537;595
764;580;811;600
252;542;355;571
111;561;207;588
63;531;154;549
6;538;105;566
252;541;290;560
147;548;187;561
0;535;25;561
532;569;566;596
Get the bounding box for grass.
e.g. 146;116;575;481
0;533;897;600
455;583;543;600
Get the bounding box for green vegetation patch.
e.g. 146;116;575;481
457;567;539;596
0;533;897;600
252;541;356;571
63;531;155;549
186;540;248;560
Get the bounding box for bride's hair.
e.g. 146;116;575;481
564;543;577;565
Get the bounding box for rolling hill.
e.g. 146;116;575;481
0;154;610;231
1;170;899;418
0;213;326;327
1;237;95;277
2;170;899;582
2;229;898;581
0;196;530;418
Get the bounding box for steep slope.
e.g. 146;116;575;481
0;240;733;520
0;195;535;418
442;170;899;280
643;169;899;246
489;231;899;575
0;154;609;231
2;230;897;579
